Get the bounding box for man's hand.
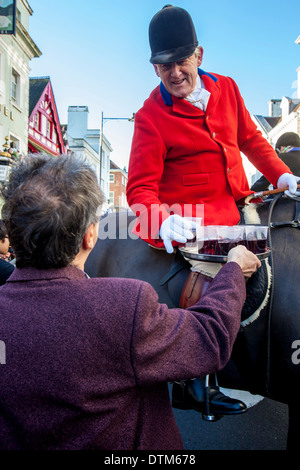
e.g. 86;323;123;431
227;245;261;278
277;173;300;197
159;214;196;253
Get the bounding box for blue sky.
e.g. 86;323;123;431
28;0;300;169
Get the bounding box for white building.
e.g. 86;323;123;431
0;0;41;154
66;106;113;212
250;36;300;185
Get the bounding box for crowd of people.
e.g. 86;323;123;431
0;220;15;285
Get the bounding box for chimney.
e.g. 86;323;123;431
268;99;281;117
67;106;89;138
280;97;291;119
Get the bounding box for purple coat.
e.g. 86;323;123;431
0;262;245;450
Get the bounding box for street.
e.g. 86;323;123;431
173;396;288;450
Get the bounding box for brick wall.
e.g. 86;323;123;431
109;169;128;208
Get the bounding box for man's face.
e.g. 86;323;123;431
154;48;203;99
0;236;10;256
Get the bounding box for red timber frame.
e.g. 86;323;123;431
28;80;66;156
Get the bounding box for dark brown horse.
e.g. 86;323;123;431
85;194;300;448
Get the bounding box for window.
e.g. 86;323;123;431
46;120;52;140
34;112;40;130
11;69;20;106
0;52;3;96
41;114;47;136
52;130;57;144
9;135;20;155
109;173;115;183
109;191;114;205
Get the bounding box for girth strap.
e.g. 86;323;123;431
159;250;191;286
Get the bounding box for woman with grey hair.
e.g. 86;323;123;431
1;154;103;269
0;153;259;450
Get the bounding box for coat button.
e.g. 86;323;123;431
212;132;216;138
227;167;231;174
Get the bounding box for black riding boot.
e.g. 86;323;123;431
172;374;247;421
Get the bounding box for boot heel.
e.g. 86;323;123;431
202;375;221;421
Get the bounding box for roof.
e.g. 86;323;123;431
290;100;300;113
29;77;50;116
110;160;120;170
253;115;281;133
28;77;65;155
264;116;282;128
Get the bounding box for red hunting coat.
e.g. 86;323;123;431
127;69;291;248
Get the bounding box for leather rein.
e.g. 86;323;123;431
264;193;300;396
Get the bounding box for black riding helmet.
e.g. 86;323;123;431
149;5;198;64
276;132;300;151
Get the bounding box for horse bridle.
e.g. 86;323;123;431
268;195;300;229
265;194;300;396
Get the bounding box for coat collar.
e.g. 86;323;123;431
6;265;87;283
159;68;220;116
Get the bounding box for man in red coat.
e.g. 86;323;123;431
127;5;299;252
127;5;299;418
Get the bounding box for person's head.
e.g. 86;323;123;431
0;220;10;256
276;132;300;153
149;5;203;98
1;154;103;269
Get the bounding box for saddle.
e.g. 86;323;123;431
161;249;271;327
179;271;213;309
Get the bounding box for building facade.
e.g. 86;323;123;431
251;68;300;185
28;77;65;155
109;160;128;211
251;37;300;185
0;0;41;155
66;106;112;212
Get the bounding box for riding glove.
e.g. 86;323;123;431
277;173;300;197
159;214;196;254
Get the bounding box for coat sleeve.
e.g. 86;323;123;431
126;109;170;241
130;262;246;386
229;77;291;187
251;175;271;192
